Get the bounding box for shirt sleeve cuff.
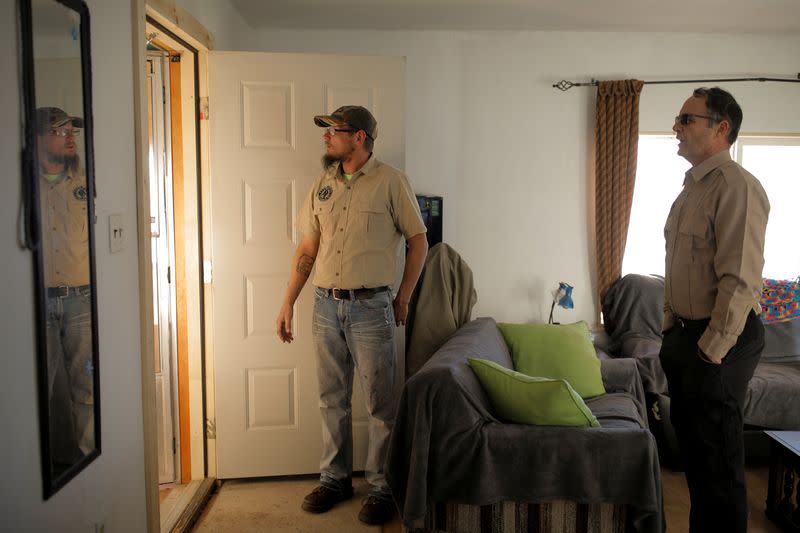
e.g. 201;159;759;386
698;329;737;361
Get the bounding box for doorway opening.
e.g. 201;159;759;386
144;16;212;531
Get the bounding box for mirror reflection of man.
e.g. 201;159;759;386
36;107;94;464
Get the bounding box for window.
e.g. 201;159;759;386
622;135;800;280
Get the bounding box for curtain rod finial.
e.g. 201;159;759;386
553;80;575;91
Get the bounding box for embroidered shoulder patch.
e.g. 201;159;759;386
73;185;88;201
317;185;333;201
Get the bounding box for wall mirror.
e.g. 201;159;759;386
19;0;100;499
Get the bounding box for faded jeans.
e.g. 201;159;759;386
46;286;95;462
312;286;396;499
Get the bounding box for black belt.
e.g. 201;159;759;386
674;315;710;329
320;286;388;300
47;285;90;298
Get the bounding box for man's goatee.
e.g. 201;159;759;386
321;154;339;169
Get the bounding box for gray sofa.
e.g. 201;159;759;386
601;274;800;467
386;317;664;533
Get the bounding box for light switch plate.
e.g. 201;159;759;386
109;214;124;253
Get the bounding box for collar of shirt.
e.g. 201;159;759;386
328;154;379;182
685;150;733;186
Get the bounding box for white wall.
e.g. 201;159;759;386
1;0;147;531
1;0;793;526
182;11;800;324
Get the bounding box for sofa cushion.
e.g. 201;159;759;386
468;358;600;427
497;321;606;398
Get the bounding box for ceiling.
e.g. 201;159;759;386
229;0;800;32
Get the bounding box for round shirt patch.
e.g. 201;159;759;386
317;185;333;201
73;185;88;201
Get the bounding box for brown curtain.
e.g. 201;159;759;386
595;79;644;303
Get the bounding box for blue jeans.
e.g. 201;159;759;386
312;286;397;499
46;287;95;461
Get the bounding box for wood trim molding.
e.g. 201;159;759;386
132;0;160;531
145;0;214;51
169;56;193;484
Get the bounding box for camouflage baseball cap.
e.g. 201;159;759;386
314;105;377;140
36;107;84;134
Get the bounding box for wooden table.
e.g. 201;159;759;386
765;430;800;532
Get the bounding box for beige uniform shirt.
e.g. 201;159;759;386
40;169;91;288
297;156;427;289
663;150;770;360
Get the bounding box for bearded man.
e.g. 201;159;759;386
275;106;427;525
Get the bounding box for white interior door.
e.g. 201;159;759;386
208;52;405;478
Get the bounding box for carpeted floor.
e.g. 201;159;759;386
192;466;780;533
192;476;382;532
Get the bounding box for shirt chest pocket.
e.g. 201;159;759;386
678;218;714;264
664;209;678;241
67;197;88;239
356;204;394;241
314;201;336;236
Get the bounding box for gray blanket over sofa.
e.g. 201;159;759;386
386;317;664;533
602;273;800;430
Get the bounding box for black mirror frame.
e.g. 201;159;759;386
19;0;101;500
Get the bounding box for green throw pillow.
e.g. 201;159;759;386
468;358;600;427
496;321;605;399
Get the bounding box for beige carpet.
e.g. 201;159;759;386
192;476;382;533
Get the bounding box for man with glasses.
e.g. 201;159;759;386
36;107;94;468
275;106;428;525
660;88;770;532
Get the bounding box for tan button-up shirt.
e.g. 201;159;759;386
40;168;91;288
663;150;770;360
297;156;427;289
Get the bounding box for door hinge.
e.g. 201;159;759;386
167;265;171;283
206;418;216;439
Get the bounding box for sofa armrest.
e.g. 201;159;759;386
600;358;648;427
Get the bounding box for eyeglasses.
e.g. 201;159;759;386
674;113;720;126
324;126;356;136
48;127;81;137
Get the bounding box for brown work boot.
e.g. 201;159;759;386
301;482;354;513
358;495;395;525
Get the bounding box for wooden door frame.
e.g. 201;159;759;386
133;0;214;529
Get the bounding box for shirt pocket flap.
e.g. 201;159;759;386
314;201;334;215
679;218;712;248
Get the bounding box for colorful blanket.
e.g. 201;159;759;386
761;277;800;325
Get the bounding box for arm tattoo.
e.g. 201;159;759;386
296;253;315;277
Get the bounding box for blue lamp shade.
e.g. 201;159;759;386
557;282;574;309
548;282;574;324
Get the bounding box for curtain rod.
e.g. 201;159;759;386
553;74;800;91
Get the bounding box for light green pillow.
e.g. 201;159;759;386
496;321;605;399
468;358;600;427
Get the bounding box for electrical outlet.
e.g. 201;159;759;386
109;214;124;253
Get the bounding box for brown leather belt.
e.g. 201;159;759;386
46;285;90;298
321;286;389;300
